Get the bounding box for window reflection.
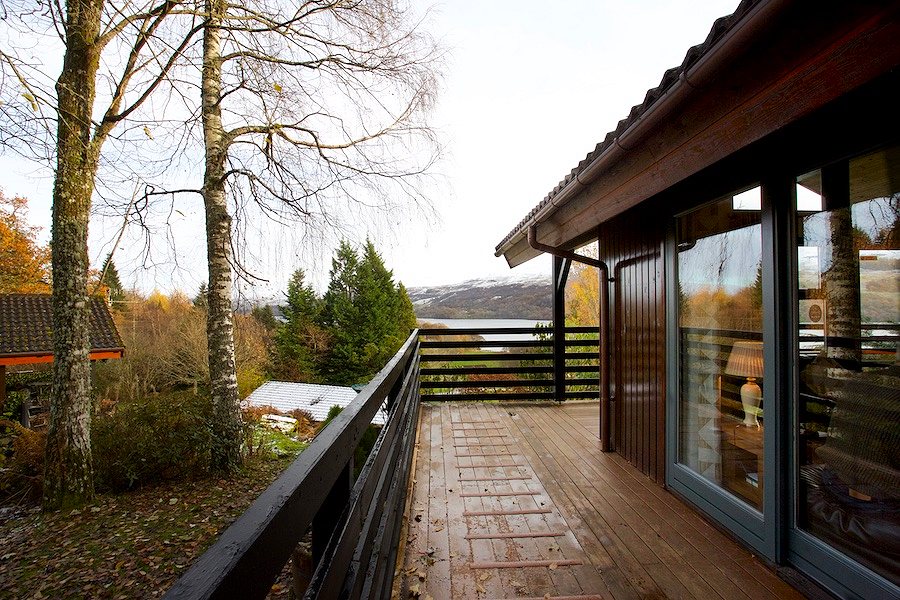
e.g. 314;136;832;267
677;187;765;510
796;146;900;586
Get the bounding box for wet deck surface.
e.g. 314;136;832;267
396;402;803;600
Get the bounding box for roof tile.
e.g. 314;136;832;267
496;0;759;252
0;294;124;357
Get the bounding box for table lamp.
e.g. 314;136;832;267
725;341;764;427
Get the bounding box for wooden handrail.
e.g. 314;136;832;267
165;331;421;600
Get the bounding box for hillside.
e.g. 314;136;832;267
408;274;551;320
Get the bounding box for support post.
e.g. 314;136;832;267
20;388;31;428
599;266;611;452
552;256;571;403
0;365;5;416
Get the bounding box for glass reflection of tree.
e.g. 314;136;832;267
807;185;899;506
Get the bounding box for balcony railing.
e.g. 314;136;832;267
164;326;599;599
419;326;599;401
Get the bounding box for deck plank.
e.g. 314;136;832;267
512;406;684;599
396;403;805;600
551;404;800;600
522;405;752;600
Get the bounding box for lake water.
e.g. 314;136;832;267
417;318;550;342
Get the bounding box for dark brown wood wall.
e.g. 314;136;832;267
598;209;666;483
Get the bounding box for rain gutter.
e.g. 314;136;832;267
528;226;612;452
496;0;789;259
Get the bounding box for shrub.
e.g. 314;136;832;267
237;365;267;400
240;405;309;460
0;419;46;501
93;292;272;404
241;405;272;458
92;391;214;492
287;409;316;439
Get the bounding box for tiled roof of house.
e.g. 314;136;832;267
495;0;760;253
244;380;386;425
0;293;125;357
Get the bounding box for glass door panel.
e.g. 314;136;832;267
676;187;765;511
794;146;900;586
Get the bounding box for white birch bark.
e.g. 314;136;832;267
202;0;242;471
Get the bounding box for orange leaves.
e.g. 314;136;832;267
0;191;50;294
565;259;600;327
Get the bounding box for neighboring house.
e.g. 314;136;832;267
0;293;125;421
495;2;900;598
244;380;387;425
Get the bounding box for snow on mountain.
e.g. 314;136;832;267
408;273;550;320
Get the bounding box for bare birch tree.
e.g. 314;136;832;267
0;0;202;508
195;0;441;470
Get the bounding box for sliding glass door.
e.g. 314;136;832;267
790;145;900;595
669;185;768;549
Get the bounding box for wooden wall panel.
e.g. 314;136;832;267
599;209;666;483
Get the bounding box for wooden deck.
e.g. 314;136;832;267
396;402;803;600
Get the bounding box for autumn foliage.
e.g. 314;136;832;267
0;191;50;293
565;261;600;327
93;291;271;403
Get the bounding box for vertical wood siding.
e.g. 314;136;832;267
598;209;666;483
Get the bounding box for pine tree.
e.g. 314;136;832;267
283;269;320;323
251;305;278;331
319;243;365;384
100;254;125;303
274;270;325;381
318;240;417;385
193;283;209;311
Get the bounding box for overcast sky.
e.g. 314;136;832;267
1;0;737;297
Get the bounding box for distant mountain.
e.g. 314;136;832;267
408;274;551;320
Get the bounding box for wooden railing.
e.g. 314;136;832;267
165;325;599;599
165;331;421;600
419;326;600;401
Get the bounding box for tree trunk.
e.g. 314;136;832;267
202;0;241;471
824;208;862;367
44;0;104;510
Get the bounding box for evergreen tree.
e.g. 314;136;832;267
319;243;365;384
283;269;320;323
396;282;417;333
193;283;209;311
251;305;278;331
100;254;125;303
317;240;417;385
274;269;326;382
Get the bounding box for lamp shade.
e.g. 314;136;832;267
724;340;764;378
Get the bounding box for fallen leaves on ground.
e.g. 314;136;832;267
0;456;296;599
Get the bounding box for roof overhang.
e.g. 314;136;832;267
0;348;125;367
496;0;900;267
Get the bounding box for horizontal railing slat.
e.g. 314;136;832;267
422;391;557;402
420;352;551;362
420;378;553;389
422;365;552;376
418;352;598;363
421;339;552;348
418;326;546;335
